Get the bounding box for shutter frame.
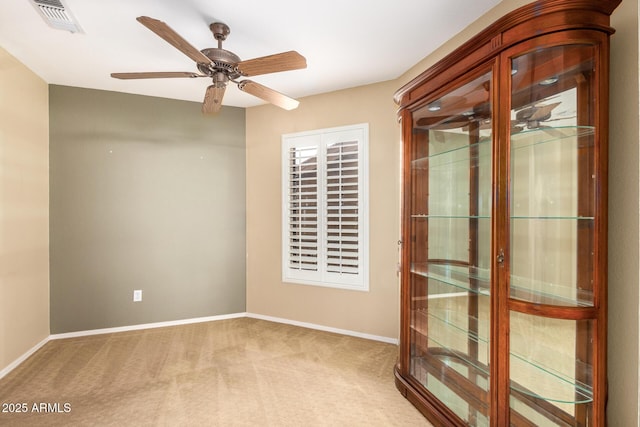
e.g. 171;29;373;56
282;124;369;291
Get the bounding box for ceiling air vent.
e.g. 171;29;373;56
30;0;82;33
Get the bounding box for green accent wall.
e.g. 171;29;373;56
49;86;246;333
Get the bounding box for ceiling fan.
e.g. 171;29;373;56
511;101;568;133
111;16;307;114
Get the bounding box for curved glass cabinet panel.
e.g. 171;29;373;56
507;43;599;426
509;45;597;308
409;70;493;426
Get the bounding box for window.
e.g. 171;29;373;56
282;123;369;291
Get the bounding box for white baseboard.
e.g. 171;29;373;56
49;312;247;340
1;311;397;380
246;312;399;345
0;336;50;381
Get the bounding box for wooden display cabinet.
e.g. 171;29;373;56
393;1;620;425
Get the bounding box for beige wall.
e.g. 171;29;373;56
0;47;50;373
608;1;640;426
246;81;402;339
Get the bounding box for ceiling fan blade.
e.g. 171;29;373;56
236;51;306;77
111;72;205;79
529;101;561;121
202;84;226;114
238;80;300;110
416;115;469;129
137;16;212;65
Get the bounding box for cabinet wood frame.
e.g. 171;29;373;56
394;1;620;426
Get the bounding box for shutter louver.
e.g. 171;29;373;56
325;141;360;275
287;146;318;272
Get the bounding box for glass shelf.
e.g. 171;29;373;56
426;308;488;346
510;274;593;307
412;137;491;170
411;213;591;221
410;304;593;405
510;125;596;220
410;353;490;426
510;216;594;307
510;126;594;151
409;218;492;255
511;215;594;221
510;312;593;405
411;263;593;307
411;262;490;296
412;257;592;308
411;214;491;219
510;353;592;404
411;311;490;382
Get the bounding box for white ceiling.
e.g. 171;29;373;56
0;0;501;108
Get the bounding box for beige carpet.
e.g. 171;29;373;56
0;317;430;426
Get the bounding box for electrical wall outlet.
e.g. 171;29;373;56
133;290;142;302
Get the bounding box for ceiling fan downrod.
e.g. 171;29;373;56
210;22;230;49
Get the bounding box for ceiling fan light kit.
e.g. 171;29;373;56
111;16;307;114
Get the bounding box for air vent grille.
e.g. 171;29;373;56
30;0;82;33
35;0;64;7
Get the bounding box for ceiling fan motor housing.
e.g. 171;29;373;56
198;48;242;80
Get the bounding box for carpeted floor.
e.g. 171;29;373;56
0;317;430;426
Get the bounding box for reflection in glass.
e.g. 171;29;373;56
509;44;596;426
509;44;596;308
510;312;593;424
409;70;493;425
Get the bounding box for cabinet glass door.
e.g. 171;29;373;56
508;44;597;426
409;69;493;425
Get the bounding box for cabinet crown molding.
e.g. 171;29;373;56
394;0;621;109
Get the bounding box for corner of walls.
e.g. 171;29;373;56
607;1;640;426
396;0;530;87
245;81;403;340
242;0;542;346
0;46;50;373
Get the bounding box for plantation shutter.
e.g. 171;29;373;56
325;139;360;276
282;124;368;291
286;140;319;275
